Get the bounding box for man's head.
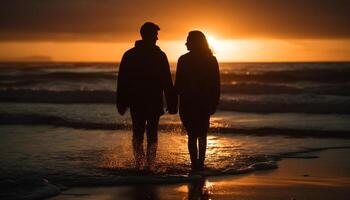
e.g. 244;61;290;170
140;22;160;45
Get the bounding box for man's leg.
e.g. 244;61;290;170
145;115;160;170
131;112;146;169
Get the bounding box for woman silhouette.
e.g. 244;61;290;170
175;31;220;172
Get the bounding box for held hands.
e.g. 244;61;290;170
209;104;218;115
166;92;178;114
117;105;127;115
209;108;216;115
167;107;178;114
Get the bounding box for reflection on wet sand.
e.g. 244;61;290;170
187;178;213;200
126;185;160;200
176;178;213;200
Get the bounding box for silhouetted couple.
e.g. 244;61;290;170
116;22;220;173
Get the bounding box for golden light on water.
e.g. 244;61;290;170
96;129;241;173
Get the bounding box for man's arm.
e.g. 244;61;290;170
116;53;129;115
162;53;178;114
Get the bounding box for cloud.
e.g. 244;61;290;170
0;0;349;41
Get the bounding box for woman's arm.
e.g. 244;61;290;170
210;56;221;114
174;56;186;95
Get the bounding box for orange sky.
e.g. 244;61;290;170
1;38;350;62
1;1;349;62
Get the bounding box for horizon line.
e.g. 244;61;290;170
1;60;350;64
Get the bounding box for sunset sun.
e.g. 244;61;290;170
206;35;223;53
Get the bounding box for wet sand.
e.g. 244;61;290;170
51;148;350;200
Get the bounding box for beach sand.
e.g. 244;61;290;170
50;148;350;200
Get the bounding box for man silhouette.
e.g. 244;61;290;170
116;22;177;171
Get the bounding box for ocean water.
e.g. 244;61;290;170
1;62;350;198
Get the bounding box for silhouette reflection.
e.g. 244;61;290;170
125;184;160;200
188;178;212;200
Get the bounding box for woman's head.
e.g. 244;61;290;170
186;31;212;55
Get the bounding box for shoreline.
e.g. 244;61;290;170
49;148;350;200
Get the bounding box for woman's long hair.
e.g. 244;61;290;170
186;31;213;55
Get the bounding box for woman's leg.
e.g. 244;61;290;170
187;133;198;171
198;114;210;170
180;110;200;171
198;134;207;170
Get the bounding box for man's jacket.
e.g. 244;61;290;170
117;40;177;116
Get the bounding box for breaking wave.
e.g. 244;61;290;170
1;89;350;114
1;113;350;138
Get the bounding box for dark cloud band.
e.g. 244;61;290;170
1;0;349;41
